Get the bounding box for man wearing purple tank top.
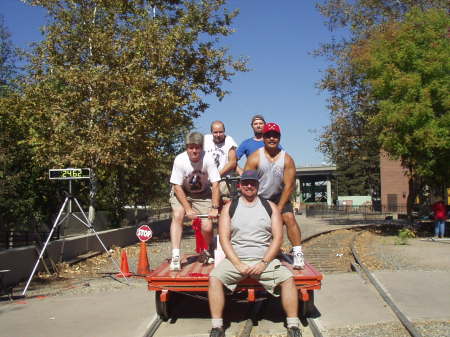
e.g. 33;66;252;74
244;122;304;269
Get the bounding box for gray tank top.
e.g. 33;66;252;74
257;148;285;199
231;198;272;259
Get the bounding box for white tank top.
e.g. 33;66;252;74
257;148;285;199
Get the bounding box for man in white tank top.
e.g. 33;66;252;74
244;123;305;269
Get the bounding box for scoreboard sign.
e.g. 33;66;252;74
49;168;91;180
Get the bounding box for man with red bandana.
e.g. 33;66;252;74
244;123;304;269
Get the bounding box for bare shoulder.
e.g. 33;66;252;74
284;152;295;167
244;150;259;169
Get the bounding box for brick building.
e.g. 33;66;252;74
379;151;409;211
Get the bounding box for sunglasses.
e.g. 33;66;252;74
240;180;258;187
263;131;280;139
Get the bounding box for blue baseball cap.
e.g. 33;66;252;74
240;170;259;182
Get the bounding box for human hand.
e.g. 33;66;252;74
186;209;198;220
208;208;219;220
235;262;251;275
247;261;267;276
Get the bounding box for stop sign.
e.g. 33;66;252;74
136;225;152;242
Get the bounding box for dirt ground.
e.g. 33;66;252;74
15;224;450;298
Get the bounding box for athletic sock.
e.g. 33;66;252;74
172;248;180;257
286;317;300;328
212;318;223;328
292;245;302;253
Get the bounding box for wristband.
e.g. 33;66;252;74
261;259;269;266
211;205;220;209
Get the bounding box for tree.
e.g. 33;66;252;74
0;15;17;95
350;8;450;214
0;17;57;233
16;0;246;225
315;0;447;200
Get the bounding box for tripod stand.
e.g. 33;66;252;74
22;180;127;295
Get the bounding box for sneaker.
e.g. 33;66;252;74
199;250;214;265
209;327;225;337
169;256;181;271
293;251;305;269
287;326;302;337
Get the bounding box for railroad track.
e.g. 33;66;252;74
143;226;426;337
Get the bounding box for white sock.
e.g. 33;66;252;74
172;248;180;257
293;245;302;253
211;318;223;328
286;317;300;328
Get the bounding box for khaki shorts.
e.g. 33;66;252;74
219;181;231;198
210;258;293;297
169;190;212;215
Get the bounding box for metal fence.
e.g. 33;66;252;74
0;206;172;250
304;204;409;219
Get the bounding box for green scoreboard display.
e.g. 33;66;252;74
49;168;91;180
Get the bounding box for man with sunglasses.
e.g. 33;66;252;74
169;132;221;271
244;123;304;269
208;170;301;337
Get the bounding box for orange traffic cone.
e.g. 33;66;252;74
137;241;151;275
116;249;133;278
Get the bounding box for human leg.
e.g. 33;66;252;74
282;212;302;246
434;220;441;237
191;198;215;262
170;206;186;250
280;277;301;336
169;195;186;270
256;261;301;336
437;220;445;238
280;277;298;317
208;260;246;337
282;212;304;269
209;276;226;319
208;277;226;336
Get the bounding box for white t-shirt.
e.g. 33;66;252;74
170;151;221;196
203;134;237;172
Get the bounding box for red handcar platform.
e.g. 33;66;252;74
146;254;323;293
146;254;323;320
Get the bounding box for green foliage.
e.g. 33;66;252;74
3;0;247;229
395;227;415;245
351;8;449;184
316;2;448;211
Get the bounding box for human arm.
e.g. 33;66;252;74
219;147;237;176
206;157;221;218
247;201;283;275
276;154;296;212
209;181;220;219
243;150;259;171
218;202;251;274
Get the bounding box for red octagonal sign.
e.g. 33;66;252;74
136;225;152;242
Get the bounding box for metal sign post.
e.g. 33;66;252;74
22;168;127;296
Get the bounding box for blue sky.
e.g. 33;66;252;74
1;0;339;167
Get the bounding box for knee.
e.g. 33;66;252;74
209;276;223;290
281;277;296;291
202;220;213;232
283;213;298;227
171;209;185;224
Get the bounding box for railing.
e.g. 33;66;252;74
0;230;60;250
305;204;409;218
0;206;172;251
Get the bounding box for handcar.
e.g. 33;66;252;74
146;252;323;321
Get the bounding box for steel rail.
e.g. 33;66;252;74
143;313;163;337
350;231;424;337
